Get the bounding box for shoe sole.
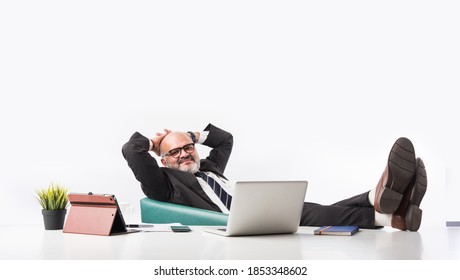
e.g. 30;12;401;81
405;158;427;231
378;137;416;213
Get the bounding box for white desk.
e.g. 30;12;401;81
1;224;459;260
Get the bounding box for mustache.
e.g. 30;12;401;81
178;154;195;164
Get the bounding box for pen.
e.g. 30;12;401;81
126;224;154;228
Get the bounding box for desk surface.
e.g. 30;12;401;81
1;224;459;260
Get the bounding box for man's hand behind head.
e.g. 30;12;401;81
151;129;171;156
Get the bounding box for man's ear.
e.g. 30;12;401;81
161;158;166;166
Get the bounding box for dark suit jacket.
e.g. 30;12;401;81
122;123;233;212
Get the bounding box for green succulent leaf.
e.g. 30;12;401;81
35;182;69;210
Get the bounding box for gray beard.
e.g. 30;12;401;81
178;161;200;174
167;160;200;174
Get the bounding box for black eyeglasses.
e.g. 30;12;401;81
162;143;195;158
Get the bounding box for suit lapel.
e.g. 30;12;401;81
163;168;221;212
199;159;227;180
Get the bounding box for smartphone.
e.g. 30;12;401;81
171;225;191;232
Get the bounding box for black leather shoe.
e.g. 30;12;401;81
392;158;428;231
374;137;416;214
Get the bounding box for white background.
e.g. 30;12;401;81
0;0;459;228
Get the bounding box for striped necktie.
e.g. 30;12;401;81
195;171;232;209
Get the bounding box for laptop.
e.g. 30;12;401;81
63;193;139;236
204;181;308;237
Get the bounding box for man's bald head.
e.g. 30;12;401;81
159;132;191;157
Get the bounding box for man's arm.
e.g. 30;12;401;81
122;132;172;201
200;123;233;174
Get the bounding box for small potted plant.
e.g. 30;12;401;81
35;182;69;230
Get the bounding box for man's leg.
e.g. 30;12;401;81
333;191;372;208
309;157;427;231
299;137;423;230
300;202;378;229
